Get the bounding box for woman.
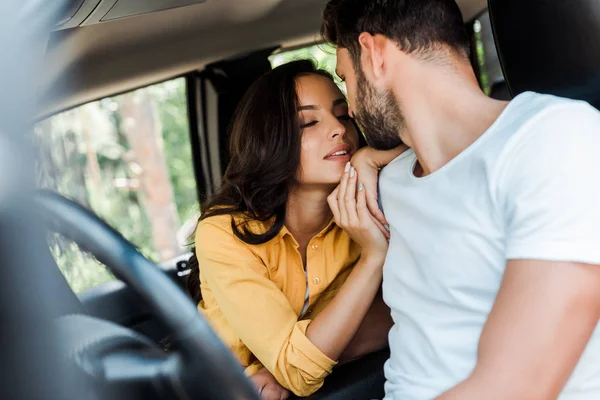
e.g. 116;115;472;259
187;60;400;399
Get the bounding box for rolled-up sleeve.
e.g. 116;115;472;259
196;219;337;396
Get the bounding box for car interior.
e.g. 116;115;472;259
24;0;600;398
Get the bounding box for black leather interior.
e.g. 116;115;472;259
54;314;168;400
80;280;173;347
35;190;260;400
490;80;511;101
79;253;191;347
38;238;86;317
294;349;389;400
488;0;600;109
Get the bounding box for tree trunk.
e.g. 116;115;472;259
118;90;181;260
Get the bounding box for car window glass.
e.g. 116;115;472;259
270;43;345;93
35;77;198;293
473;10;505;96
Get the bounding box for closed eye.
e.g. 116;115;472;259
301;120;318;129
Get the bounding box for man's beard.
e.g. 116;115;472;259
353;65;406;151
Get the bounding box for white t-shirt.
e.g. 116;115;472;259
379;92;600;400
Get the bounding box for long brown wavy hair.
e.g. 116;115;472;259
186;60;362;304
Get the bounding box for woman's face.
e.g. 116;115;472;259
295;74;360;187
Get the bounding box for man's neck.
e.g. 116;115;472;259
396;62;509;177
285;185;333;242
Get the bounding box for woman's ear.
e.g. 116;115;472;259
358;32;387;81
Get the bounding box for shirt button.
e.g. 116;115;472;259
311;244;319;249
313;277;320;285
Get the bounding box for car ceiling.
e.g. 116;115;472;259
39;0;487;118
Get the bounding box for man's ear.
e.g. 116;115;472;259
358;32;387;81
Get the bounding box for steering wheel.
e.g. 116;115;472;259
35;190;259;400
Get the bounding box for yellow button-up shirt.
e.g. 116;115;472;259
195;213;360;397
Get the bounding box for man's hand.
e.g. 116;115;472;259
250;368;290;400
350;146;408;232
436;260;600;400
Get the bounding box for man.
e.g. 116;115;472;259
322;0;600;399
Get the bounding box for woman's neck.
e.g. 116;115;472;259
285;185;334;241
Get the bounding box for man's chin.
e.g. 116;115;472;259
354;118;404;150
363;135;405;151
373;143;404;151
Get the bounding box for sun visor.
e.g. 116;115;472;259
54;0;209;30
489;0;600;109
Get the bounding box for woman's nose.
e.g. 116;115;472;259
330;119;347;139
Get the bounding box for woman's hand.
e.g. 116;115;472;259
350;146;408;232
250;368;290;400
328;162;389;262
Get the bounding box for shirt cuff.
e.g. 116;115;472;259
288;319;338;376
244;360;264;377
507;240;600;265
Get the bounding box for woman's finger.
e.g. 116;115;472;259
366;191;389;229
356;182;369;221
261;384;286;400
344;167;359;227
337;162;351;226
357;185;389;241
352;159;389;228
327;186;341;224
370;212;390;240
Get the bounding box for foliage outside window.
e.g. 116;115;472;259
269;43;345;92
473;10;504;95
35;78;197;293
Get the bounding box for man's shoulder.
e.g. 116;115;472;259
501;91;599;135
379;148;416;177
482;92;599;170
491;93;600;202
500;92;600;152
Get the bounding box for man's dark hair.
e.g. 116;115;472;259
321;0;470;65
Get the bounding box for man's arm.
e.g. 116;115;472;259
436;259;600;400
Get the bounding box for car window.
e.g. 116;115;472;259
270;43;345;93
472;10;504;96
35;77;198;293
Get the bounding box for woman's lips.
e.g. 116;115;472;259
324;144;353;162
324;152;352;162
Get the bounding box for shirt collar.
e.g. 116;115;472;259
279;218;337;246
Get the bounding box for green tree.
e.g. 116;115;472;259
35;78;197;293
269;44;344;92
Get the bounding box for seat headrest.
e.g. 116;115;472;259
488;0;600;109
